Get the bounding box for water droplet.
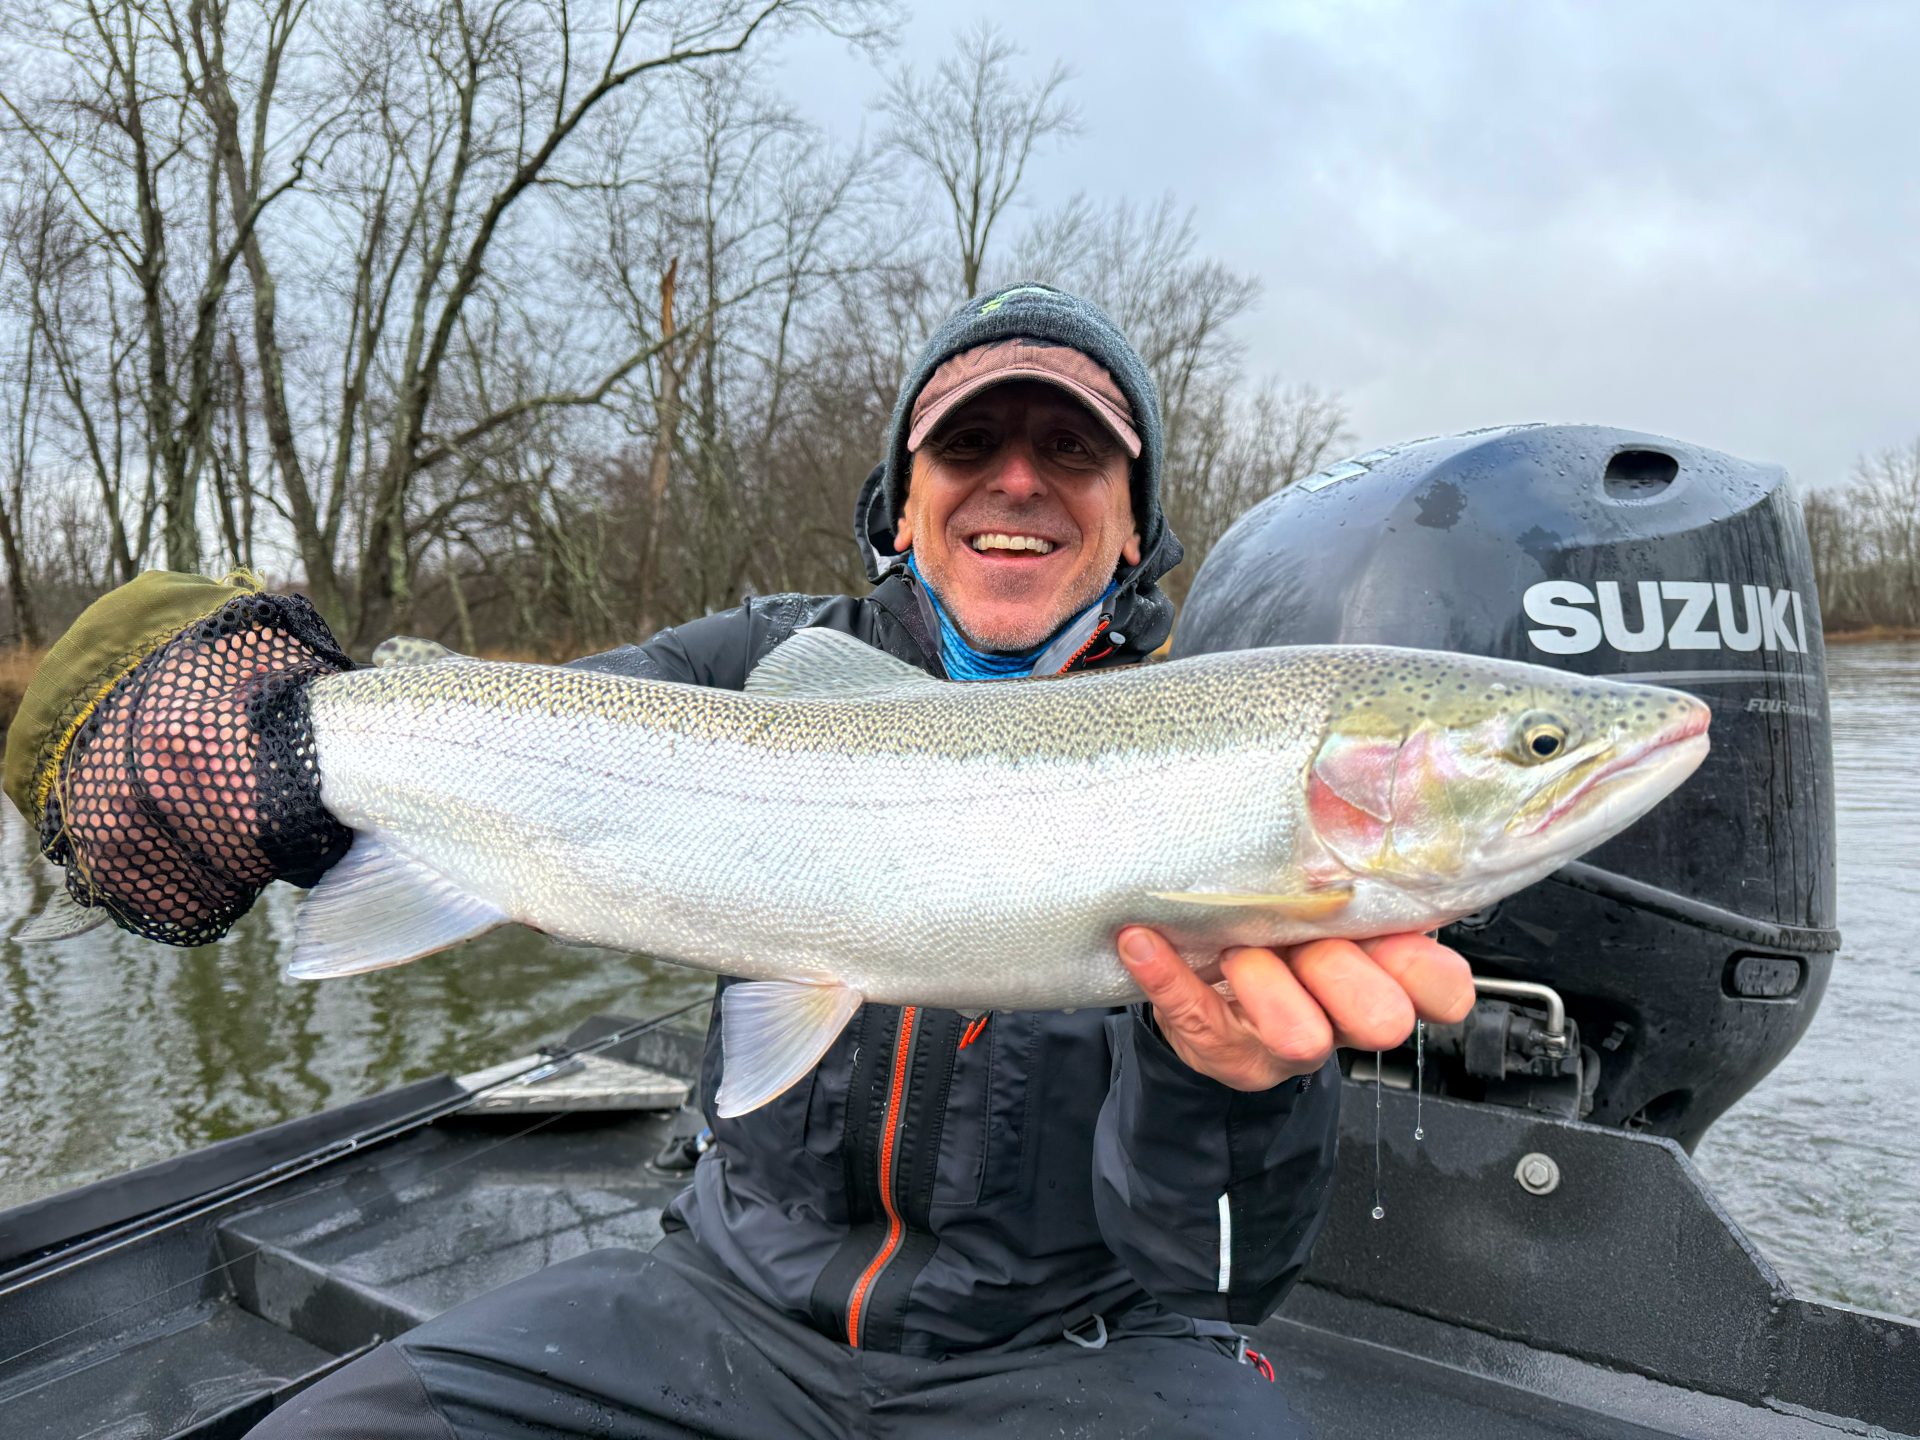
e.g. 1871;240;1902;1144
1414;1020;1426;1144
1372;1051;1384;1221
1371;1205;1385;1220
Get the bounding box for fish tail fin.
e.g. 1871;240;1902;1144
715;979;863;1118
16;887;110;942
287;835;506;979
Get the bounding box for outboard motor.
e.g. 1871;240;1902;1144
1175;425;1837;1151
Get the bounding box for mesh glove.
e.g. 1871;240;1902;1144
6;572;354;945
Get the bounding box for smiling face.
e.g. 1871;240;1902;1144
893;381;1143;651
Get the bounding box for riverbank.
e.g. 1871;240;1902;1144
1825;625;1920;645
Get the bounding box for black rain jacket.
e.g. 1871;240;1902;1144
570;469;1341;1358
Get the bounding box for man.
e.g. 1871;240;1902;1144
18;283;1472;1436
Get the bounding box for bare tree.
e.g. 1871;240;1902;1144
1158;380;1350;601
1803;490;1860;626
882;22;1075;297
571;57;890;635
0;1;1381;659
1;164;147;588
1801;443;1920;632
0;0;324;571
180;0;351;618
1005;193;1349;595
334;1;886;644
0;188;45;644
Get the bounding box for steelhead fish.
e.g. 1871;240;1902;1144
283;630;1710;1117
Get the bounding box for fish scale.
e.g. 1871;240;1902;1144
293;629;1709;1116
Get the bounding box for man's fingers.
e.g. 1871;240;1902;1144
1219;948;1334;1070
1359;934;1476;1024
1117;927;1236;1040
1286;938;1417;1052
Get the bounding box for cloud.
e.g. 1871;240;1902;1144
779;0;1918;487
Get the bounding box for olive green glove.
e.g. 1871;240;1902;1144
6;572;353;946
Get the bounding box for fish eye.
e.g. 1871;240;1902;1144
1518;713;1569;762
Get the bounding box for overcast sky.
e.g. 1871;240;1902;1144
775;1;1917;490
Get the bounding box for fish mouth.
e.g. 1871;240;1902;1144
1506;701;1711;844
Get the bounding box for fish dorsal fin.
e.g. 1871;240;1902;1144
745;628;938;700
716;978;864;1117
371;635;469;668
287;835;507;979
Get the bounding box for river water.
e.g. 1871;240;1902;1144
1;644;1915;1316
1689;640;1920;1318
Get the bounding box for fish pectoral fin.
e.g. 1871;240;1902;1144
1148;883;1356;921
716;978;864;1118
744;628;938;700
287;836;507;980
16;887;110;942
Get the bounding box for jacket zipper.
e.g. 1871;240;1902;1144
845;1004;918;1346
1053;616;1113;675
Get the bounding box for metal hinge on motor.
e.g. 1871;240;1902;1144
1421;978;1597;1119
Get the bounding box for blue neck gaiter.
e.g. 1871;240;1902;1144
906;553;1114;682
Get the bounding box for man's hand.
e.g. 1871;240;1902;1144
1116;926;1475;1091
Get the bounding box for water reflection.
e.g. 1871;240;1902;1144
2;646;1916;1317
0;823;711;1211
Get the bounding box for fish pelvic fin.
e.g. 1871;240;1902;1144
16;887;110;942
716;978;864;1118
1148;883;1356;921
287;835;506;979
744;628;939;700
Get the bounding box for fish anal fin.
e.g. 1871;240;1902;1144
716;978;864;1118
744;628;938;700
288;835;506;979
1148;883;1356;921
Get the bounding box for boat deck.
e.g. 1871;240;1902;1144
1;1019;1911;1439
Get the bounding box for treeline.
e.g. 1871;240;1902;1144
1805;442;1920;634
0;4;1348;659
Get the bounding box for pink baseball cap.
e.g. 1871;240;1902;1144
907;338;1142;458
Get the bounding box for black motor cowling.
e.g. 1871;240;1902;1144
1174;424;1837;1150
